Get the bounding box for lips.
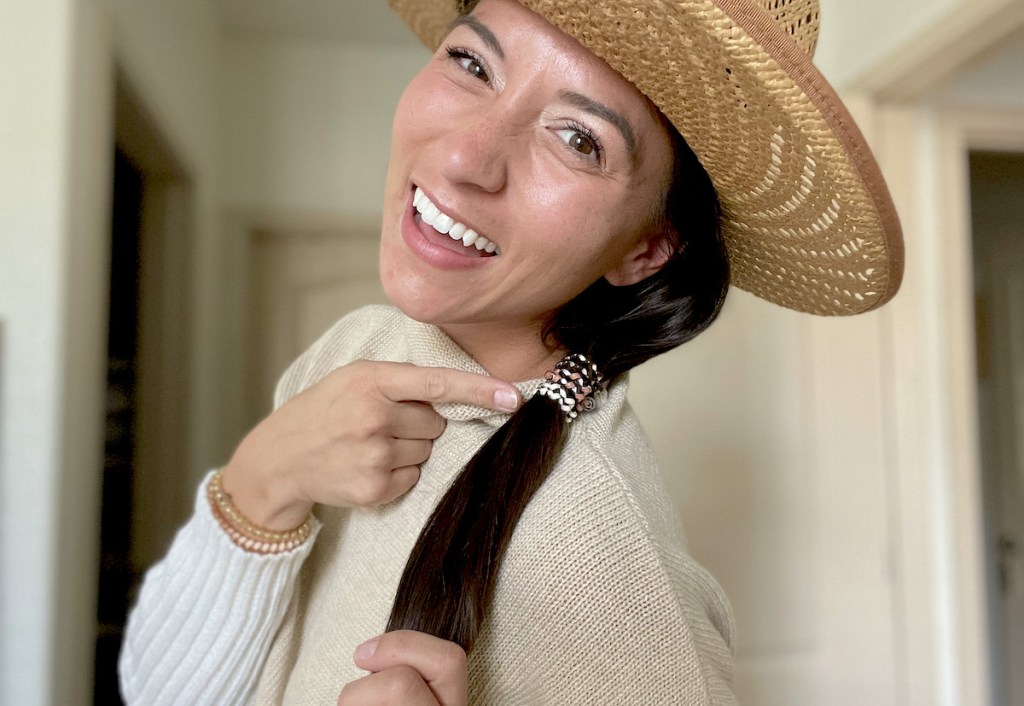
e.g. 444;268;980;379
413;187;500;256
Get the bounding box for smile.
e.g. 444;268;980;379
413;187;501;255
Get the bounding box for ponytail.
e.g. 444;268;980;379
387;123;729;651
387;395;567;648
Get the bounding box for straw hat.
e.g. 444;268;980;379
388;0;904;316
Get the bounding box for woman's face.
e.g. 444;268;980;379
379;0;674;336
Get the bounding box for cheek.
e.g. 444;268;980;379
391;68;465;151
390;80;424;152
520;184;648;271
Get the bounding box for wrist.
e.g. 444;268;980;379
208;469;313;554
219;461;313;532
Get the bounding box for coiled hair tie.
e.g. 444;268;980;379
538;353;606;422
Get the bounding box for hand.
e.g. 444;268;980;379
222;361;520;529
337;631;468;706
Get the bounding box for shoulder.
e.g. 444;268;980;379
543;402;733;644
273;304;408;407
475;391;736;702
568;382;691;558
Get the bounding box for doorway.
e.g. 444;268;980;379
971;150;1024;706
92;76;195;704
93;147;143;705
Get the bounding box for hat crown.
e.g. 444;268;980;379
754;0;820;56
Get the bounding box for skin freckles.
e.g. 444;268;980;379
378;0;674;381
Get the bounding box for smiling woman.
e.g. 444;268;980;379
379;1;680;375
118;0;902;704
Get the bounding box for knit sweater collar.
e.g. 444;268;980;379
399;314;544;427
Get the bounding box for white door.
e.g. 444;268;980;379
246;227;388;427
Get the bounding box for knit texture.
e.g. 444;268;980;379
252;305;737;705
118;475;322;705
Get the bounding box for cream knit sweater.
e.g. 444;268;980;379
121;305;736;705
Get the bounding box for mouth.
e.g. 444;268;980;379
412;186;501;257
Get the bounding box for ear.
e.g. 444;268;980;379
603;230;676;287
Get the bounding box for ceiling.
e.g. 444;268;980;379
217;0;422;46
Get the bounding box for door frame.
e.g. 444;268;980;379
886;103;1024;706
848;0;1024;700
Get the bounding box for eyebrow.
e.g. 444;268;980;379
448;14;505;59
446;15;640;166
559;90;639;163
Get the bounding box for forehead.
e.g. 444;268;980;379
462;0;670;173
466;0;629;83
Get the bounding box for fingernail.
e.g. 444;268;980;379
355;637;379;661
494;388;519;413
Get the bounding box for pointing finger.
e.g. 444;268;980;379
374;363;520;413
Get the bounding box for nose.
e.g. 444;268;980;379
437;112;513;194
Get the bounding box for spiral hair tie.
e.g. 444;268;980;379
538;353;606;422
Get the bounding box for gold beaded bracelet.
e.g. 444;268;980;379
207;469;313;555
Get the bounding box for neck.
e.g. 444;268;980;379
439;320;564;383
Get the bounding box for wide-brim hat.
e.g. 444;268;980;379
388;0;904;316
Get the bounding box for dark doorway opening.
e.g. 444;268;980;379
92;76;193;704
970;149;1024;706
93;148;143;706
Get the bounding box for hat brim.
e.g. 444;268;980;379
388;0;904;315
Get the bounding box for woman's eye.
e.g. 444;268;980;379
446;47;489;83
460;57;489;81
557;128;601;160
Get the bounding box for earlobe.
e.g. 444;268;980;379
604;232;676;287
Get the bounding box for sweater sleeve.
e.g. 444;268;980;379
118;472;321;706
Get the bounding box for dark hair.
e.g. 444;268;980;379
386;120;729;650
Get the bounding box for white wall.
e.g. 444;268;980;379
816;0;959;88
0;3;85;703
0;28;422;702
216;37;429;452
938;29;1024;108
223;38;428;219
111;0;227;479
0;0;223;702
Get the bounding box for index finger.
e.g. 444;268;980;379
374;363;520;413
354;631;467;706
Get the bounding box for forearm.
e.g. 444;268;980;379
119;472;320;705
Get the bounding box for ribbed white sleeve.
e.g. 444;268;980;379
118;472;320;706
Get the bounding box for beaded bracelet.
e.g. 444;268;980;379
207;469;313;555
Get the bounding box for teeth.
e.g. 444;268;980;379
434;213;455;235
421;203;440;227
413;187;500;255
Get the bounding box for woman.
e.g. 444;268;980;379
119;0;903;704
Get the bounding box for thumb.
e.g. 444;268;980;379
355;631;467;706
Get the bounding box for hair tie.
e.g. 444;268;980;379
538;353;606;422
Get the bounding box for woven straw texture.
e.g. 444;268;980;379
251;306;737;704
388;0;904;316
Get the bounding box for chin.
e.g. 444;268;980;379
380;269;448;326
